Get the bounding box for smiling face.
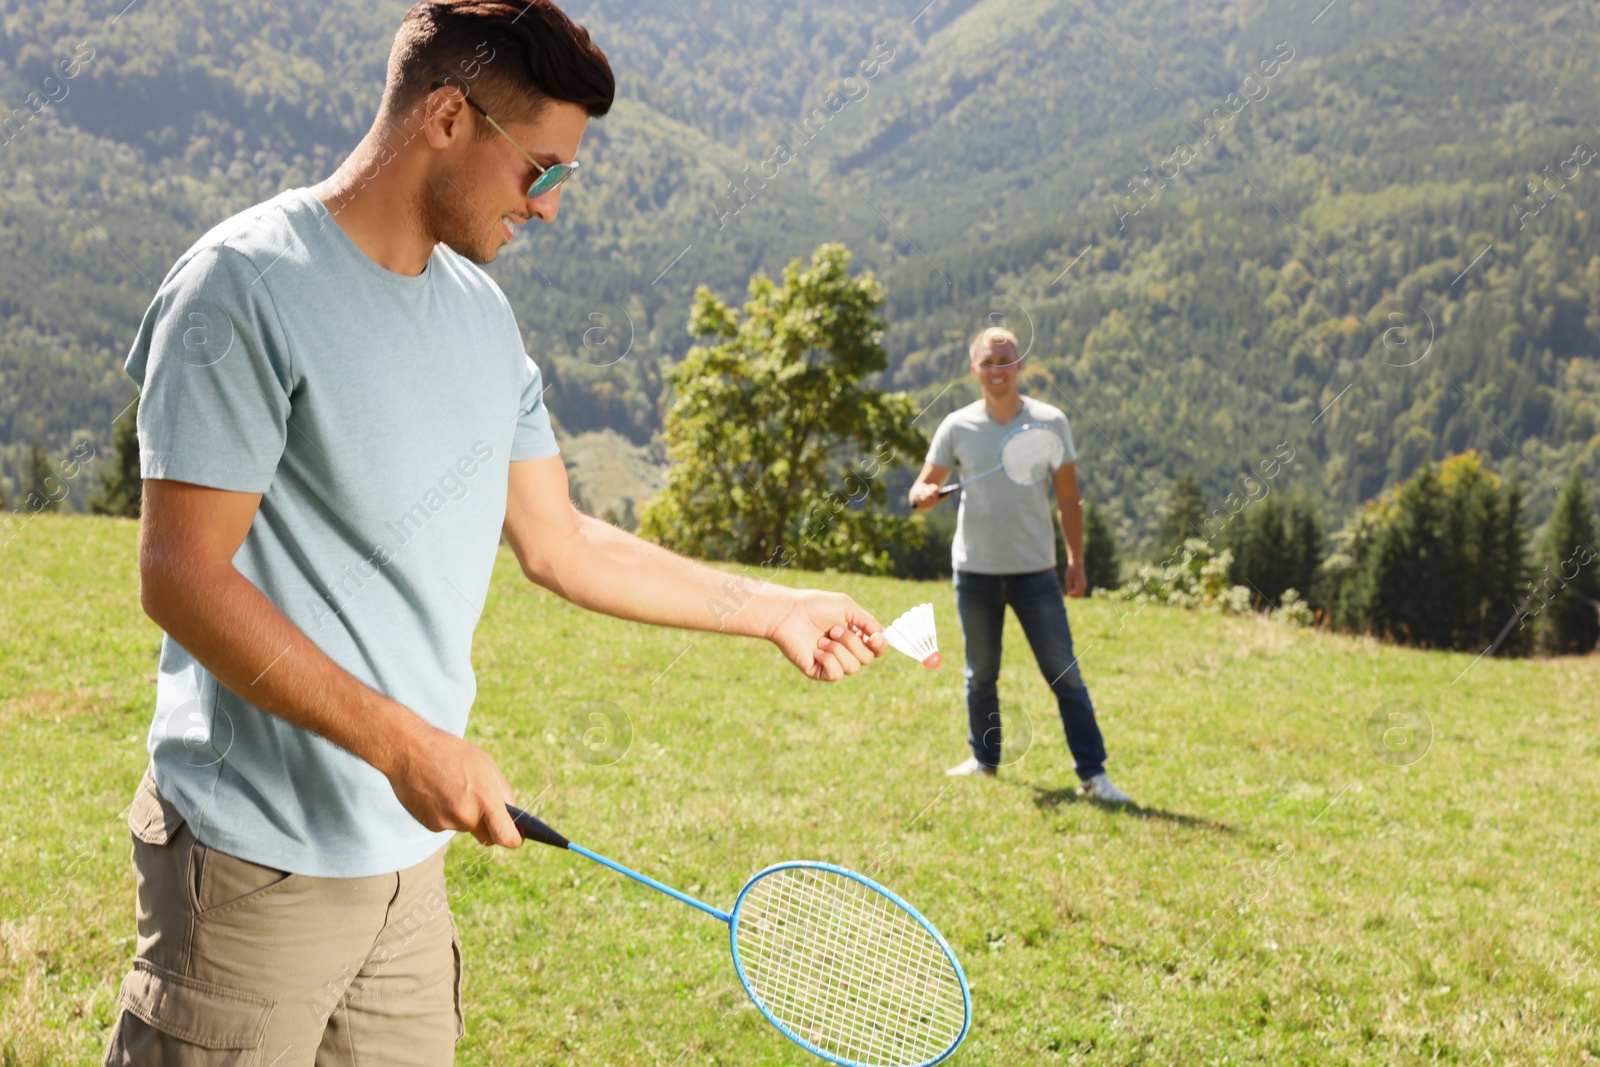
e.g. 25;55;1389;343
970;336;1022;398
418;97;590;265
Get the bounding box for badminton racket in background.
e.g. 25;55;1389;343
506;805;971;1067
883;602;941;669
937;421;1065;497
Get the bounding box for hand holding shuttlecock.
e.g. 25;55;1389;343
883;602;941;668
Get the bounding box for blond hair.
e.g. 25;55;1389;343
969;326;1019;361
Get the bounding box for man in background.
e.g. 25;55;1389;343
909;327;1130;802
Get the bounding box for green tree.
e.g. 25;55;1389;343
1156;472;1206;554
1366;464;1448;646
1229;490;1325;611
1486;476;1533;657
639;243;926;574
91;402;143;519
1228;493;1291;608
1350;454;1530;652
1286;491;1325;608
891;510;955;581
1323;503;1383;632
23;439;61;514
1438;454;1505;649
1541;472;1600;655
1083;497;1121;592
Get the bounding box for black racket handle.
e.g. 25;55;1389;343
506;804;570;849
936;482;960;497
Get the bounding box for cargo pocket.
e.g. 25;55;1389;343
110;959;273;1064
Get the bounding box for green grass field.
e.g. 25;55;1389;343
2;515;1596;1065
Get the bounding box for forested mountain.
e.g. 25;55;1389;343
3;0;1597;549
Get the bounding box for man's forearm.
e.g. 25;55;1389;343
1060;500;1085;564
526;513;797;638
141;562;430;775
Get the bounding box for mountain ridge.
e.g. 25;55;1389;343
2;0;1596;548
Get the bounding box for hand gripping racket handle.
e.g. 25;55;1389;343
506;804;570;849
937;463;1001;498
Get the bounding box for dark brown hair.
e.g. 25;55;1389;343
383;0;614;130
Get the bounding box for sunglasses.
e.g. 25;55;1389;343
430;82;580;198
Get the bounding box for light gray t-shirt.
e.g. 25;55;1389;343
127;187;559;878
927;397;1077;575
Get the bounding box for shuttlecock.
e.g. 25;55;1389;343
884;602;941;668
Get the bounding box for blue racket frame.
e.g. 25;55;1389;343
507;806;972;1067
728;861;973;1067
937;419;1066;497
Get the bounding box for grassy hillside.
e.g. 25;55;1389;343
2;515;1596;1065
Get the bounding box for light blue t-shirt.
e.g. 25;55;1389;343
927;397;1077;575
127;187;559;878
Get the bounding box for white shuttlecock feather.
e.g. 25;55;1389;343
884;602;941;668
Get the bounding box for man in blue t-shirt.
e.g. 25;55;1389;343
909;327;1131;803
104;3;887;1063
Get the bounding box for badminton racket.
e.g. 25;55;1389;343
937;421;1065;497
506;805;971;1067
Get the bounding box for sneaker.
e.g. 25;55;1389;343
1078;773;1131;803
944;756;997;777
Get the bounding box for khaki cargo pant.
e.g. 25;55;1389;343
103;768;464;1065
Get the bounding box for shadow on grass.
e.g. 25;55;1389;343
1029;786;1239;834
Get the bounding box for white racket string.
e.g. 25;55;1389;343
743;876;957;1063
999;426;1066;485
735;866;967;1066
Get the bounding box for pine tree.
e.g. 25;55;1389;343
1083;497;1121;592
1486;476;1533;656
1285;491;1325;608
1323;504;1383;633
1229;493;1291;608
24;439;61;514
1542;472;1600;655
1355;454;1535;653
91;402;143;519
1156;471;1206;554
1438;453;1502;649
1368;464;1449;647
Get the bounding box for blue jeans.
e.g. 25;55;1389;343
953;569;1107;779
